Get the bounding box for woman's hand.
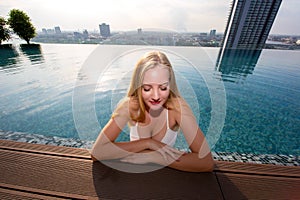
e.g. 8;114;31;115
121;139;185;165
120;151;158;164
146;139;183;163
120;150;183;165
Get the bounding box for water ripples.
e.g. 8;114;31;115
0;45;299;155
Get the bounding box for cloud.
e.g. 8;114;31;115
1;0;299;34
168;7;188;32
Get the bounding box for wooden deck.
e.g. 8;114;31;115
0;139;299;199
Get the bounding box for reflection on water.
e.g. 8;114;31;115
20;44;44;64
0;44;44;74
215;49;262;82
0;44;299;156
0;44;19;67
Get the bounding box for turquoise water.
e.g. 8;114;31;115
0;43;299;156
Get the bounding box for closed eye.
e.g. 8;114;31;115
143;86;151;92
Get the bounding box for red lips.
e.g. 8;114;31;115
150;100;161;105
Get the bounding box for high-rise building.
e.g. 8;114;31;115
83;29;89;39
54;26;61;34
209;29;216;39
137;28;142;35
42;28;47;34
99;23;110;37
220;0;282;51
216;0;282;81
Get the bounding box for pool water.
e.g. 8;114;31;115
0;43;299;156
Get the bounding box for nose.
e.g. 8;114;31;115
152;88;160;101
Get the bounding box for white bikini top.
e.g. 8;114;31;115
130;109;178;147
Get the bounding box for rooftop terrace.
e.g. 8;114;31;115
0;139;299;199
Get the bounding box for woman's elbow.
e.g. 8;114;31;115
90;146;106;161
91;154;98;162
204;160;214;172
90;148;99;161
198;154;215;172
205;154;215;172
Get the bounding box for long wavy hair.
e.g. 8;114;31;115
127;51;181;122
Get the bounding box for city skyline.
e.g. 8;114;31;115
1;0;300;35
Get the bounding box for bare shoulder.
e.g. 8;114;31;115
111;97;131;127
173;97;193;114
169;97;191;120
113;97;130;115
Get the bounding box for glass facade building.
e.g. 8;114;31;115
216;0;282;78
99;23;111;38
220;0;282;51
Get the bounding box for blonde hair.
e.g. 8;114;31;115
127;51;181;122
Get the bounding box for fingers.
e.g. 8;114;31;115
120;155;139;164
147;139;184;163
120;156;134;163
158;145;184;163
120;154;148;164
157;148;169;161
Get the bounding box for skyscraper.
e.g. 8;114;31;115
54;26;61;34
209;29;216;39
220;0;282;51
99;23;111;38
216;0;282;81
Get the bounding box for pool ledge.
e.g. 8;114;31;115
1;130;299;167
0;139;299;199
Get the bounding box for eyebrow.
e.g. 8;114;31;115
142;82;169;86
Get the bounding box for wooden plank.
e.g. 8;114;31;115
0;186;68;200
0;149;97;199
216;172;300;200
92;161;223;199
0;140;223;199
2;139;299;199
215;160;300;178
0;139;90;159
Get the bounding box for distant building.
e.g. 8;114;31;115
209;29;216;39
55;26;61;34
73;32;82;39
42;28;47;34
220;0;282;50
83;29;89;39
46;29;55;34
199;32;208;40
138;28;142;35
99;23;110;37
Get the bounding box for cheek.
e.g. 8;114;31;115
141;91;150;100
161;90;170;99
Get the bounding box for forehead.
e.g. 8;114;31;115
143;66;169;84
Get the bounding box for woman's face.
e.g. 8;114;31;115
142;66;170;111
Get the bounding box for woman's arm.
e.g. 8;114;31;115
167;130;214;172
91;118;148;160
120;140;213;172
166;99;214;172
91;118;183;161
91;97;183;161
119;120;214;172
115;98;214;172
128;129;214;172
91;98;150;160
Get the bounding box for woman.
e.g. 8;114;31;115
91;51;214;172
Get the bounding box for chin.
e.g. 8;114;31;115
148;103;165;111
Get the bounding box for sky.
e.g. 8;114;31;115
0;0;299;35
